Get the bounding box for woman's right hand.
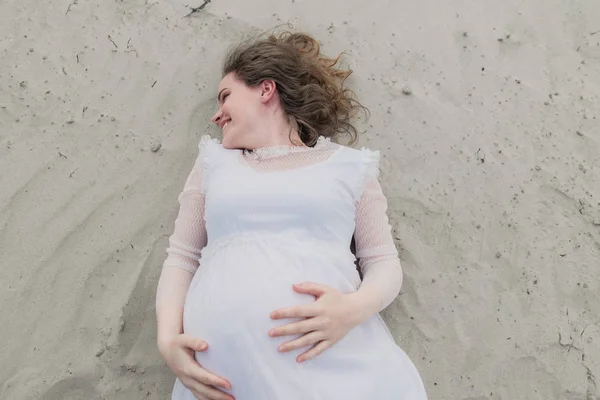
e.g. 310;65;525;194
159;334;234;400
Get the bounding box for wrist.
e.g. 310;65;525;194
346;289;381;326
157;333;178;356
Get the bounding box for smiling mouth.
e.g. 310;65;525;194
222;120;231;130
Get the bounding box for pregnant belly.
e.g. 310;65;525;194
179;237;418;398
186;238;357;327
182;237;360;354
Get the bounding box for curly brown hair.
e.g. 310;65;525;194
221;29;369;147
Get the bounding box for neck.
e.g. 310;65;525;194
249;110;305;149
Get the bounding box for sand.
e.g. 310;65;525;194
1;0;599;398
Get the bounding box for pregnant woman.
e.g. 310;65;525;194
156;30;428;400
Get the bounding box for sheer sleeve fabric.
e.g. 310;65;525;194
163;164;207;274
354;176;403;312
156;149;207;310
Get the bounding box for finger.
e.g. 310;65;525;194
297;340;331;363
197;369;233;391
184;361;232;390
190;388;207;400
292;282;329;296
178;334;209;352
185;375;234;400
270;304;319;320
197;384;235;400
269;318;322;337
190;386;210;400
278;331;324;353
189;382;234;400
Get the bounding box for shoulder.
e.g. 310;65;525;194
195;135;239;176
333;142;382;188
198;134;222;152
197;134;241;159
335;141;380;167
316;136;379;160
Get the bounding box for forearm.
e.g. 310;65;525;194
348;256;403;325
156;266;194;353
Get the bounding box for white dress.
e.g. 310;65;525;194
161;135;427;400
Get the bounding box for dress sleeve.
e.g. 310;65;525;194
354;174;403;312
155;139;209;311
162;163;207;274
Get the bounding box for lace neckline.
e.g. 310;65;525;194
243;136;331;161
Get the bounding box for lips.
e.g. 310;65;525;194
221;118;231;130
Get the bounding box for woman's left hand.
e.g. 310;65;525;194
268;282;365;363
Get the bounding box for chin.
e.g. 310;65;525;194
222;129;251;150
221;133;240;150
221;135;233;149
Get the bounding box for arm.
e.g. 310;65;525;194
156;150;234;397
156;164;207;354
268;176;404;363
348;177;403;324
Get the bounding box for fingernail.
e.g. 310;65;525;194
200;343;208;350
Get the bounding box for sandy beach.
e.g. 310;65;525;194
1;0;599;398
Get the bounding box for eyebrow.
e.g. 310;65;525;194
217;88;228;102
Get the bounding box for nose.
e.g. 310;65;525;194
211;108;222;125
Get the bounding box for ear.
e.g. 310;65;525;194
259;79;277;103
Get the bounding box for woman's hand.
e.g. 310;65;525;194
268;282;367;363
159;334;234;400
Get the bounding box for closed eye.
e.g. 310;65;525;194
217;88;230;104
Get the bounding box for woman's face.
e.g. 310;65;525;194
211;72;266;149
